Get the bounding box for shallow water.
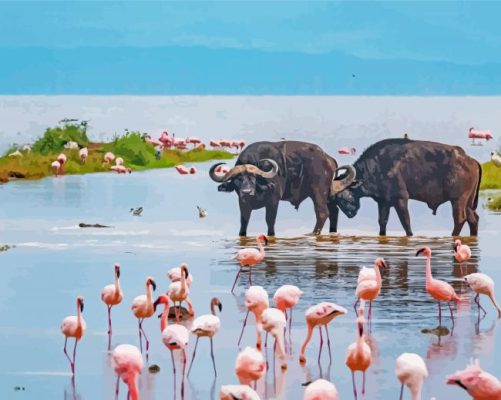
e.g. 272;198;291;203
0;162;500;400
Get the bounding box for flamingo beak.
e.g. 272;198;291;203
415;248;425;256
358;321;364;337
115;266;120;278
150;279;157;291
262;236;269;246
218;302;222;312
153;298;160;312
80;300;84;312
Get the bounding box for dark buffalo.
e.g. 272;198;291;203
209;141;340;236
332;138;482;236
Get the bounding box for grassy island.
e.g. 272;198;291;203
480;161;501;190
0;123;233;183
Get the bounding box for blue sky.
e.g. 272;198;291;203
1;1;501;94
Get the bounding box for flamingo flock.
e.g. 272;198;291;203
60;235;501;400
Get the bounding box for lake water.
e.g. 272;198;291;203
0;161;500;400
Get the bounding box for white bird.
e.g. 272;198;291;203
168;263;194;287
112;344;144;400
465;273;501;317
101;263;123;348
304;379;339;400
167;264;195;321
197;205;208;218
395;353;428;400
79;147;88;163
219;385;261;400
8;150;23;158
60;296;86;375
130;207;143;216
491;151;501;167
188;297;222;376
261;308;287;370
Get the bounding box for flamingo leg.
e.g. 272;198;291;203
231;268;242;293
352;371;358;400
63;337;73;370
170;350;177;398
317;326;324;364
399;383;404;400
362;371;366;395
289;307;293;344
138;319;143;353
353;298;360;314
265;331;268;348
72;338;78;375
325;324;332;364
115;374;120;399
475;294;487;316
181;349;187;398
175;303;180;323
139;319;150;353
210;337;217;377
248;267;253;286
187;336;199;376
368;301;373;324
107;305;112;335
438;302;442;326
238;310;249;346
448;302;455;329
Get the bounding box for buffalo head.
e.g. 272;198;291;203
209;159;279;198
331;165;363;218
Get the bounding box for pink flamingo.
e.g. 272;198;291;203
131;277;156;355
189;166;197;174
345;301;372;399
454;239;472;275
115;157;124;166
112;344;143;400
186;136;201;148
299;302;347;365
239;286;269;350
416;247;460;327
60;296;86;375
188;297;222;377
338;147;356;155
167;264;195;322
261;308;287;370
235;346;266;386
215;164;230;174
51;160;62;176
101;263;123;350
220;385;260;400
103;151;115;164
168;263;194;287
468;127;493;143
304;379;339;400
144;134;163;147
446;359;501;399
232;234;268;293
154;294;189;395
219;139;232;151
238;140;246;152
79;147;88;164
354;258;388;324
464;273;501;318
175;165;190;175
210;140;221;150
273;285;303;342
159;131;173;148
55;153;67;174
110;165;131;174
395;353;428;400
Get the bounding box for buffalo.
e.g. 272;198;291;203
209;141;340;237
332;138;482;236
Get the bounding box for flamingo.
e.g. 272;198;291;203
219;385;260;400
464;273;501;318
273;285;303;341
60;296;86;375
167;263;194;287
131;277;156;355
57;153;67;165
338;147;356;155
304;379;339;400
299;302;347;365
188;297;222;376
175;165;190;175
103;152;115;163
210;140;221;150
238;140;246;152
354;258;388;324
189;166;197;174
261;308;287;370
215;164;230;174
395;353;428;400
416;247;460;327
167;263;195;322
232;234;268;293
101;263;123;350
345;301;372;399
51;160;61;176
454;239;472;275
110;165;132;174
186;136;201;148
357;258;387;283
115;157;124;166
239;286;269;350
79;147;88;164
112;344;143;400
235;347;266;386
446;359;501;399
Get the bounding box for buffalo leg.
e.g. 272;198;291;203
239;201;252;237
377;202;390;236
328;201;339;233
466;208;479;236
394;198;413;236
312;191;329;235
265;203;279;237
451;200;467;236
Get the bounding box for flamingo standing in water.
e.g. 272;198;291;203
416;247;460;327
235;346;266;386
395;353;428;400
103;152;115;164
219;385;260;400
238;286;269;349
232;234;268;293
304;379;339;400
51;160;62;176
131;277;156;355
168;263;194;287
101;263;123;350
299;302;347;365
112;344;143;400
464;273;501;318
454;239;472;275
345;301;372;399
188;297;222;376
354;258;388;325
61;296;86;375
273;285;303;343
154;295;189;394
261;308;287;370
446;359;501;399
167;264;195;322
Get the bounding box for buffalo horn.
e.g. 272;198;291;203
331;165;357;193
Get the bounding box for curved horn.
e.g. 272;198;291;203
252;159;279;179
331;165;356;193
209;162;247;182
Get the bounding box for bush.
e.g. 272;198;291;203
32;123;89;155
103;132;156;167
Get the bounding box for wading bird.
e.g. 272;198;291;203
112;344;143;400
491;151;501;168
464;273;501;318
79;147;88;164
345;302;372;399
101;263;123;349
188;297;222;376
239;286;269;349
416;247;460;327
167;264;194;322
303;379;338;400
61;296;86;375
395;353;428;400
167;263;194;287
197;206;208;218
235;347;266;386
219;384;260;400
454;239;471;275
354;258;388;324
130;207;143;216
103;152;115;164
261;307;287;370
131;277;156;355
232;234;268;293
115;157;124;166
273;285;303;341
299;302;347;365
51;160;62;176
446;359;501;399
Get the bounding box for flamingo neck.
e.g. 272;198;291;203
160;302;169;332
300;323;314;358
146;283;153;304
375;263;382;287
210;301;218;316
114;272;120;294
275;328;286;362
180;269;187;292
257;238;264;255
410;383;422;400
489;293;501;317
76;302;82;326
425;254;433;285
125;372;139;400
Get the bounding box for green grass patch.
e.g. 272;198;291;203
480;161;501;190
486;196;501;211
